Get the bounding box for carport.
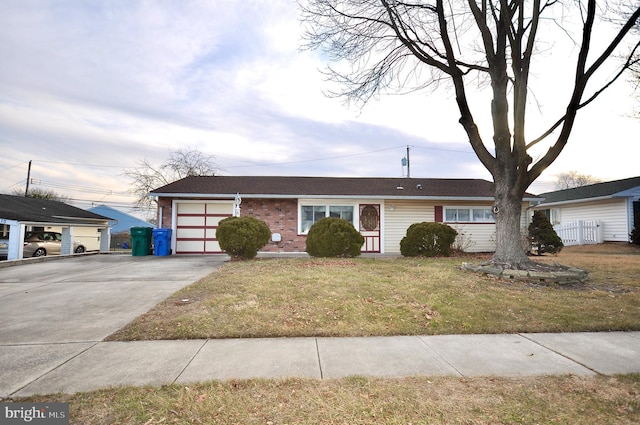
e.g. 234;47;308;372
0;194;112;260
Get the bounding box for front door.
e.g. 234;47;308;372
359;204;380;253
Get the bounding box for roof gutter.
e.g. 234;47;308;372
15;221;110;228
53;215;110;223
151;192;539;202
534;194;614;208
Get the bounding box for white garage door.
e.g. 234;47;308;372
175;202;233;254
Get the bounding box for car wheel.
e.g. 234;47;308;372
75;245;85;254
33;248;46;257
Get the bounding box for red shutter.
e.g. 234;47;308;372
435;206;443;223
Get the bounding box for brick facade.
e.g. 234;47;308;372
157;198;173;229
242;199;306;252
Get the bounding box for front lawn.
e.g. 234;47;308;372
106;243;640;341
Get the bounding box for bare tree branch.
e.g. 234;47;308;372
124;148;219;211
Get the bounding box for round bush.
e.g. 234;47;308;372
400;222;458;257
217;216;271;260
306;217;365;258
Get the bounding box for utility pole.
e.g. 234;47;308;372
25;160;32;196
406;145;410;178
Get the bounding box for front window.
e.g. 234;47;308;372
301;206;326;233
329;206;353;222
300;204;354;233
444;207;495;223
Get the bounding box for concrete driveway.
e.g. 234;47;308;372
0;254;226;344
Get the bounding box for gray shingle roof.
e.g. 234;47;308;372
0;194;112;224
538;176;640;205
150;176;539;200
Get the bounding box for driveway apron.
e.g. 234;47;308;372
0;254;225;397
0;255;225;344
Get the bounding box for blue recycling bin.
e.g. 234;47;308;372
152;228;172;256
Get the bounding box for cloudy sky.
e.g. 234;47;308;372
1;1;639;217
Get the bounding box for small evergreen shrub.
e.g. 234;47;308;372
528;211;564;255
217;216;271;260
306;217;365;258
631;227;640;246
400;222;458;257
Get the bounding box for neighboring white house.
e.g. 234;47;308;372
150;176;539;254
0;194;112;260
532;176;640;245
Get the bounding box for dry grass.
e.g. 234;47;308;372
106;243;640;341
23;374;640;424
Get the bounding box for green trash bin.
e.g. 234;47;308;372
130;227;153;256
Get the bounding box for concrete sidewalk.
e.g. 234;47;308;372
3;332;640;398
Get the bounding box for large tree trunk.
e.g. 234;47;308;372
492;177;532;268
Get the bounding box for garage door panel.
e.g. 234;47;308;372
176;240;205;253
206;216;226;226
178;228;206;239
178;204;205;214
205;241;222;252
206;203;233;214
177;216;205;226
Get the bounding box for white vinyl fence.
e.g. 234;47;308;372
554;220;603;246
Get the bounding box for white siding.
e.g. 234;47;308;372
384;200;435;253
552;199;629;242
447;223;496;252
383;200;530;253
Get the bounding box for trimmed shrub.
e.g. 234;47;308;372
528;211;564;255
306;217;365;258
631;227;640;246
217;216;271;260
400;222;458;257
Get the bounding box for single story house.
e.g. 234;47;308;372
532;176;640;245
150;176;539;254
0;194;113;260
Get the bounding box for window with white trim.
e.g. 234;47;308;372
444;207;495;223
300;205;354;233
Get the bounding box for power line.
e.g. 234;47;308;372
30;179;133;196
410;144;476;155
10;142;477;173
0;161;30;172
32;159;126;169
223;145;408;169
